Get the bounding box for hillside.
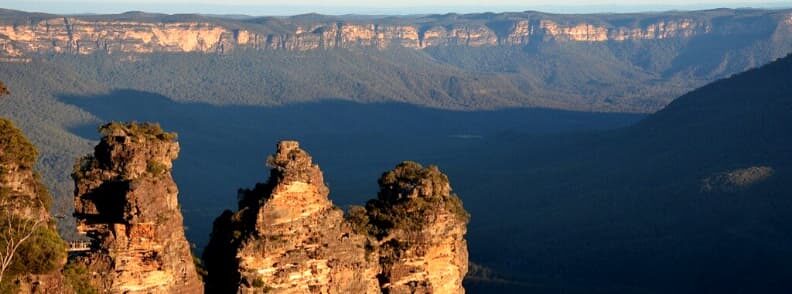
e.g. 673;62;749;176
467;53;792;292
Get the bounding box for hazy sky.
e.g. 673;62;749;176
3;0;790;15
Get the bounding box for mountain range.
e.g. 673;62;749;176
1;8;791;112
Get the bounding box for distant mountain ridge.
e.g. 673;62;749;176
0;8;790;56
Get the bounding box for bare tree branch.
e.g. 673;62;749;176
0;197;44;283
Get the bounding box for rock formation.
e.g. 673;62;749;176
0;118;68;293
205;141;470;294
1;9;789;57
203;141;379;293
701;166;775;193
71;122;202;294
360;161;469;294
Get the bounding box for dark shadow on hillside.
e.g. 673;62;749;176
58;89;647;292
55;82;792;293
58;89;643;241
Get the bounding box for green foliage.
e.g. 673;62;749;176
99;122;178;142
146;160;168;175
0;278;19;293
63;262;98;294
0;119;52;209
0;118;38;168
362;161;470;240
8;225;67;275
378;161;450;202
346;205;371;236
377;161;470;224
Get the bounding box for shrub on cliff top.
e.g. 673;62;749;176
0;119;52;208
378;161;451;202
0;118;38;168
378;161;469;222
99;122;177;141
361;161;470;238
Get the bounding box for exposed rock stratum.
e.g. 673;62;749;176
71;122;203;294
204;141;469;294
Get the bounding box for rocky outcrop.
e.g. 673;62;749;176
1;9;789;57
71;122;202;294
359;161;469;294
701;166;775;193
0;118;68;293
204;141;469;294
0;18;231;56
204;141;379;293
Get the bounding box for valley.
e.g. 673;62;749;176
0;6;790;293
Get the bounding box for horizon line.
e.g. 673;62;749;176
3;2;792;17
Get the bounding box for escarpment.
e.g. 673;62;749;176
71;122;203;294
0;118;68;293
0;9;789;57
204;141;470;293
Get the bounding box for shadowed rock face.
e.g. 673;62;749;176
204;141;380;293
72;122;202;294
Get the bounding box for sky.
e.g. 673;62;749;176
2;0;790;15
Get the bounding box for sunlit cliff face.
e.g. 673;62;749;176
1;13;778;57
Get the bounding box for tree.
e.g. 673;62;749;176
0;198;44;284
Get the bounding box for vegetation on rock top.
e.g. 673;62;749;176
99;121;178;142
0;113;67;291
0;118;38;168
62;261;99;294
351;161;469;239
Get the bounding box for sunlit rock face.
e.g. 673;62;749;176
363;161;470;294
1;10;789;57
204;141;380;294
204;141;471;294
72;122;203;294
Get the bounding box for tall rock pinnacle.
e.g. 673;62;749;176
363;161;470;294
71;122;203;294
204;141;379;293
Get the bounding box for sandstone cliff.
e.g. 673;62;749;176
203;141;379;293
0;9;789;57
204;141;469;294
355;161;469;294
0;118;68;293
71;122;202;294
